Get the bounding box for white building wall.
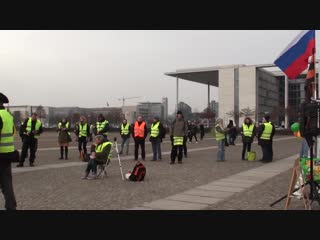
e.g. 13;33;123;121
218;68;235;125
239;66;257;124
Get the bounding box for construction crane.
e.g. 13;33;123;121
118;96;142;107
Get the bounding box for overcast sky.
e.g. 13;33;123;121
1;30;318;114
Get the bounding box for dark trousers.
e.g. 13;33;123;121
200;131;204;140
151;139;161;160
78;136;87;155
134;138;145;160
0;159;17;210
189;134;198;142
20;137;38;164
171;145;183;162
242;142;252;159
85;158;98;174
60;146;68;159
261;142;273;161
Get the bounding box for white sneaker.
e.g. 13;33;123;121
87;174;97;180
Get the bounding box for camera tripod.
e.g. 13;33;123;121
270;137;320;208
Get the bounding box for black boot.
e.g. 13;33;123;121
59;146;64;159
65;147;68;160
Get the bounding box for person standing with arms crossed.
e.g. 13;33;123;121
149;116;164;161
119;119;131;155
17;112;43;167
257;113;275;163
132;116;147;161
0;93;17;210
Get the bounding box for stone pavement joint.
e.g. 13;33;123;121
131;154;298;210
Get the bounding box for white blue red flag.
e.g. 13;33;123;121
274;30;315;79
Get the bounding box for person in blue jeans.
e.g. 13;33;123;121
149;116;164;161
215;118;228;161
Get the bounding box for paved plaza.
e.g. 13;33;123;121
0;132;316;210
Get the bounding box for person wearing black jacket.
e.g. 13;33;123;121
119;119;131;155
17;113;43;167
149;116;164;161
0;93;17;210
93;114;110;140
132;116;148;161
240;117;256;160
227;120;237;145
199;122;205;140
257;114;275;163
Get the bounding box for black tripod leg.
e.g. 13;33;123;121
269;185;304;207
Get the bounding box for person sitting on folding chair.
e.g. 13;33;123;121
81;135;113;180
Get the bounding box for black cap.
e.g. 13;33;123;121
0;93;9;104
177;110;182;115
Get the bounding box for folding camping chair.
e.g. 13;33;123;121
96;158;111;179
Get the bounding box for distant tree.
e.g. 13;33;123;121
13;111;22;126
226;110;242;119
240;107;255;117
199;107;216;119
36;105;47;119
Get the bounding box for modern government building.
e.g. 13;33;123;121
165;62;317;128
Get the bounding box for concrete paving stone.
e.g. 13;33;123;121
222;177;260;184
166;194;221;205
231;174;274;181
142;199;207;210
238;171;280;177
183;189;234;199
197;184;245;193
208;180;256;188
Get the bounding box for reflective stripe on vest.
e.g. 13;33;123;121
96;120;109;135
26;118;42;139
95;141;113;160
261;122;273;140
0;109;15;153
173;136;184;146
134;121;146;138
121;123;130;135
242;123;254;137
58;122;70;135
150;122;160;138
215;124;225;141
79;123;88;137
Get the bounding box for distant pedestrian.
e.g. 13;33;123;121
57;118;71;160
0;92;17;210
149;116;164;161
189;122;198;143
199;122;205;140
215;118;228;161
132;116;147;161
17;113;43;167
227;120;237;145
119;119;131;155
170;111;188;164
240;117;256;160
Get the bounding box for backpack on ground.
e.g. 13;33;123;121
127;161;146;181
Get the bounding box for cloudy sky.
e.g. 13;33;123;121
1;30;318;114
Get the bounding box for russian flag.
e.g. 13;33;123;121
274;30;315;79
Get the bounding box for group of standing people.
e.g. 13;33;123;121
215;113;275;163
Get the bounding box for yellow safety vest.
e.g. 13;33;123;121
121;123;130;135
215;124;225;141
173;136;184;146
242;123;254;137
58;122;70;135
0;110;15;153
95;141;113;160
261;122;273;140
78;123;88;137
96;120;109;136
26;118;42;139
150;122;160;138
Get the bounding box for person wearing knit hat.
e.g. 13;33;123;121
257;113;275;163
169;110;188;164
0;92;17;210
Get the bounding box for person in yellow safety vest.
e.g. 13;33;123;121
0;92;17;210
119;119;131;155
75;116;90;159
257;113;275;163
57;118;72;160
169;111;188;164
215;118;228;162
149;116;164;161
94;114;110;140
17;112;43;167
132;115;148;161
240;117;256;160
82;135;113;180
